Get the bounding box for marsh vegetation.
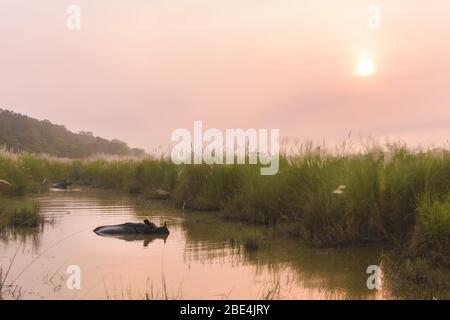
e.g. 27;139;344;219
0;202;43;231
1;143;449;298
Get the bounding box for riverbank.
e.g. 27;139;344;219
0;191;400;299
0;190;447;299
1;145;449;286
0;201;43;231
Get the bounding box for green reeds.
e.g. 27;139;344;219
409;194;450;267
0;202;43;229
1;144;449;263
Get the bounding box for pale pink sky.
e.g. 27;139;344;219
1;0;449;151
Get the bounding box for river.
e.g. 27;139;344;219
1;191;399;299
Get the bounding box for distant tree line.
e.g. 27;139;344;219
0;109;146;158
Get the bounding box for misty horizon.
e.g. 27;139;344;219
1;0;449;151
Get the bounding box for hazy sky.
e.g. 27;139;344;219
1;0;449;151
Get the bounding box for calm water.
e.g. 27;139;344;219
1;191;397;300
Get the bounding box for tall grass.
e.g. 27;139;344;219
409;195;450;267
1;144;449;261
0;202;43;229
0;147;72;195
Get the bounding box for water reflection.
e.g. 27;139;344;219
0;221;59;254
94;232;169;247
0;192;442;300
181;218;385;299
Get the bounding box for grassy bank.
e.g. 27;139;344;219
0;201;43;230
1;145;449;261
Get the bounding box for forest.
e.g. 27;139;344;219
0;109;145;158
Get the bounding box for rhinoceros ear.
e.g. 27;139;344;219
144;219;151;225
164;222;167;228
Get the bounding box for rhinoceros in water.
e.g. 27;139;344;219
93;219;169;236
52;180;72;190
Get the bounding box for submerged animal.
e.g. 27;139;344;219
94;219;169;236
52;180;72;190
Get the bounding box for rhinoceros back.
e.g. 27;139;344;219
94;223;137;235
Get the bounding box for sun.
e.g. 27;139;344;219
355;55;375;77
